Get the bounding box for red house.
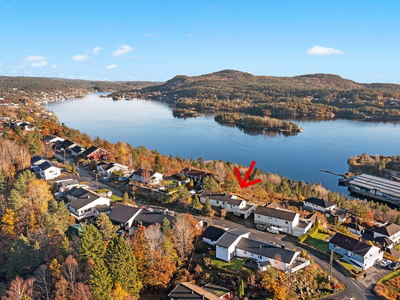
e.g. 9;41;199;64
81;146;110;160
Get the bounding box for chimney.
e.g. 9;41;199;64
202;295;205;299
281;244;285;249
259;245;262;249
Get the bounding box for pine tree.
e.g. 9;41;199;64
202;176;219;192
161;217;171;233
44;200;71;236
96;212;118;241
79;224;105;262
89;259;112;300
202;197;212;216
72;163;76;174
60;235;70;259
8;189;23;212
123;191;129;203
191;194;200;208
238;279;244;297
153;155;164;173
104;236;142;297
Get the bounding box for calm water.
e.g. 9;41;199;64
46;93;400;194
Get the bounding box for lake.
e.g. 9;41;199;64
46;93;400;194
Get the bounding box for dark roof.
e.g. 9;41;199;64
180;168;213;178
131;168;156;177
329;232;372;257
202;226;227;242
38;161;54;171
374;223;400;237
254;206;297;221
71;145;83;154
215;229;249;248
108;204;141;224
349;174;400;199
61;139;74;148
297;220;312;229
344;222;365;232
31;155;48;164
94;205;111;213
304;197;336;208
202;283;230;298
59;179;79;187
135;210;175;228
236;238;297;264
67;192;101;210
82;146;99;157
168;282;220;300
66;187;92;199
374;236;393;247
200;191;244;206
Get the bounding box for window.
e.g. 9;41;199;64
259;255;262;259
285;221;288;224
258;215;260;218
244;251;247;255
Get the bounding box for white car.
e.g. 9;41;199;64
380;259;392;267
266;226;280;234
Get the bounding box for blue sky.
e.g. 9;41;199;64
1;0;400;83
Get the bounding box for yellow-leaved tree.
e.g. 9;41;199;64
1;208;16;235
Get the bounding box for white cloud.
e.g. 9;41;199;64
93;47;102;55
106;64;118;69
31;60;48;68
72;54;89;62
50;64;57;69
25;55;46;62
307;45;343;57
59;73;65;77
374;75;383;79
112;45;134;57
11;70;17;74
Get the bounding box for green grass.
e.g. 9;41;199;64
110;195;122;202
339;259;361;274
95;188;110;194
210;256;243;271
305;233;330;253
377;270;400;284
395;244;400;251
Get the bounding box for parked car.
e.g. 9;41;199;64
388;262;400;270
266;226;280;234
380;259;392;267
140;206;147;210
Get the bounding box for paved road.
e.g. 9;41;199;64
137;201;379;300
77;168;125;197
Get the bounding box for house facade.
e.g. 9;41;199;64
303;197;336;213
329;232;383;270
82;146;110;160
97;162;130;179
374;223;400;245
108;204;142;235
130;168;163;184
179;168;214;181
31;155;61;180
66;189;110;221
200;191;256;219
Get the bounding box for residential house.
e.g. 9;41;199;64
344;222;365;236
81;146;110;160
303;197;336;214
168;282;221;300
329;232;383;270
180;168;214;181
202;283;230;299
31;155;61;180
133;210;175;228
65;188;110;221
108;204;142;235
42;134;65;145
373;223;400;245
200;191;256;219
97;162;130;179
70;145;84;157
254;206;312;237
130;168;163;184
57;178;80;192
202;225;228;246
215;230;310;272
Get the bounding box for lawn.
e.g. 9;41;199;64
339;259;361;274
377;270;400;284
110;195;122;202
210;256;243;271
396;244;400;251
305;233;330;253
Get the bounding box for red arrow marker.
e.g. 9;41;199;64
234;161;262;188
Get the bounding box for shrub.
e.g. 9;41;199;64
298;234;308;243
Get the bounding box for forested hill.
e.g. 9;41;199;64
0;76;161;94
142;69;400;101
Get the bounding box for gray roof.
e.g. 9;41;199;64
374;223;400;237
202;226;227;242
135;210;175;228
297;220;312;229
349;174;400;199
94;205;111;213
67;192;101;210
345;222;365;232
236;238;297;264
66;187;92;198
202;283;230;298
215;229;249;248
59;179;79;187
31;155;48;165
108;204;141;224
304;197;336;208
168;282;220;300
254;206;297;221
200;190;244;206
329;232;372;257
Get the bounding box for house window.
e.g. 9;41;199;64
285;221;288;224
244;251;247;255
259;255;262;259
258;215;260;218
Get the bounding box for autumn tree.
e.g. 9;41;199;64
96;212;118;241
131;226;146;280
1;208;16;235
214;161;226;187
62;255;79;297
104;236;142;298
173;214;196;260
202;176;218;192
34;265;52;300
111;282;128;300
2;276;34;300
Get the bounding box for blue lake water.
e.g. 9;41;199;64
46;92;400;194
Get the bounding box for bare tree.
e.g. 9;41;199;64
74;282;92;300
34;265;52;300
145;223;163;254
3;276;34;300
173;215;195;260
214;161;226;187
62;255;79;296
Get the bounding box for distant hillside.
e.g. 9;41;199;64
143;69;400;101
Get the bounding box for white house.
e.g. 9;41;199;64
344;222;365;236
254;205;312;237
374;223;400;245
97;162;130;179
303;197;336;214
202;225;228;246
215;230;310;272
329;232;383;270
200;191;256;219
130;168;163;184
108;204;142;235
66;189;110;221
31;155;62;180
